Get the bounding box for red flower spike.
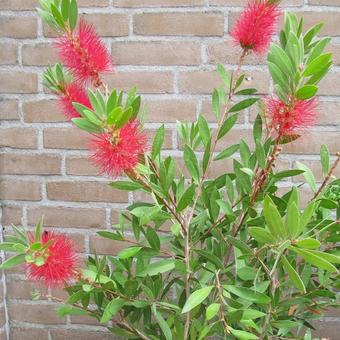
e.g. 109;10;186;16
26;231;79;288
59;82;92;120
56;20;112;85
90;121;147;177
231;0;280;54
265;97;318;135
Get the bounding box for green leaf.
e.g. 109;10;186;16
253;114;262;142
197;115;210;146
255;140;266;169
296;85;318;100
146;227;160;251
274;169;305;180
217;114;238;140
281;256;306;293
183;145;200;182
310;250;340;264
296;238;320;249
110;181;143;191
214;144;239;161
151;125;165;160
35;218;43;242
69;0;78;30
229;98;258;113
101;299;126;323
303;53;332;77
235;88;257;96
296;161;317;192
224;285;271;304
263;196;286;239
298;201;315;236
0;254;26;269
291;247;337;273
286;201;300;239
212;89;220;119
320;144;330;176
303;23;323;48
97;231;124;241
118;246;142;259
177;184;196;212
249;227;275;244
217;63;230;86
138;259;175;277
230;328;258;340
61;0;70;21
182;286;213;314
152;305;172;340
72;118;102;133
206;303;220;321
50;4;65;29
57;306;87;318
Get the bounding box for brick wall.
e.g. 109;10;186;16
0;0;339;339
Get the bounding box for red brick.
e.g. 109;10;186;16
116;0;204;6
283;132;340;155
0;128;37;149
1;205;22;225
7;279;48;300
89;235;131;255
201;100;245;123
0;72;37;94
43;127;90;149
78;0;109;6
318;72;340;96
27;206;105;229
23;99;66;123
50;330;112;340
0;16;37;38
112;41;201;65
8;303;66;324
22;43;57;66
66;156;98;176
145;99;197;122
103;71;174;94
10;327;48;340
0;43;17;65
46;181;128;203
134;12;224;36
0;153;61;175
0;100;19;120
0;180;41;201
212;0;303;5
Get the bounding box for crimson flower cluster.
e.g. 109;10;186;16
26;231;78;288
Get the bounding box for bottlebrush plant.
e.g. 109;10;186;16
1;0;340;339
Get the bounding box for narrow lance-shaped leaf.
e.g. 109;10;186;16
151;125;165;160
182;286;213;314
281;256;306;293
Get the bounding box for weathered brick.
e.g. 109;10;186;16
43;127;90;149
83;13;129;37
27;206;105;228
0;43;17;65
10;327;48;340
116;0;204;6
70;313;102;325
8;303;66;324
0;180;41;201
0;100;19;120
0;72;37;94
309;0;340;6
66;156;99;176
207;38;266;65
0;307;5;328
1;205;22;225
313;321;340;339
318;72;340;96
0;0;36;10
147;128;173;149
78;0;109;6
134;12;224;36
145;99;197;122
0;16;37;38
0;153;61;175
46;181;128;203
112;41;201;65
7;279;48;300
89;235;131;255
0;127;37;149
50;330;112;340
283;132;340;155
103;72;174;94
23;99;66;123
201;99;245;123
22;43;57;66
179;69;269;94
212;0;303;5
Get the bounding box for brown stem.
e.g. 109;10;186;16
215;271;229;332
312;152;340;200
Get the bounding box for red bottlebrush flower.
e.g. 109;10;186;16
89;121;147;177
26;231;78;288
56;20;112;85
231;0;280;54
265;97;318;135
59;82;92;120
